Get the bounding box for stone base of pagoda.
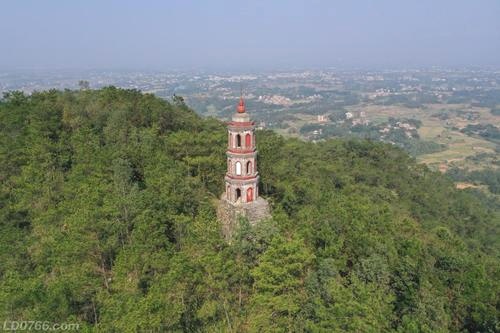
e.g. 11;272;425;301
217;196;271;240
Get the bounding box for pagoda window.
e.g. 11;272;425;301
247;187;253;202
235;161;242;175
236;188;241;201
236;134;241;148
246;161;252;174
245;133;251;147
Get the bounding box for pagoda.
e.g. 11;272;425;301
217;97;270;239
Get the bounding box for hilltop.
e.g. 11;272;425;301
0;88;498;332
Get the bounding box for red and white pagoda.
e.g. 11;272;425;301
217;97;270;238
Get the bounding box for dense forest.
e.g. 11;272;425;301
0;88;498;332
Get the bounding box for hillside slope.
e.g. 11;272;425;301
0;88;498;332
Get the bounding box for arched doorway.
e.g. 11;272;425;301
236;188;241;202
247;187;253;202
236;134;241;148
246;161;252;174
245;133;251;147
235;161;242;175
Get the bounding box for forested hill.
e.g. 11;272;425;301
0;88;498;332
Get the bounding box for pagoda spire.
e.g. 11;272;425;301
237;86;246;113
237;96;246;113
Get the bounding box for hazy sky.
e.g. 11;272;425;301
1;0;499;70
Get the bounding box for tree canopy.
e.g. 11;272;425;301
0;88;498;332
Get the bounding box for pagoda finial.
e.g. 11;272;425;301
237;89;246;113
